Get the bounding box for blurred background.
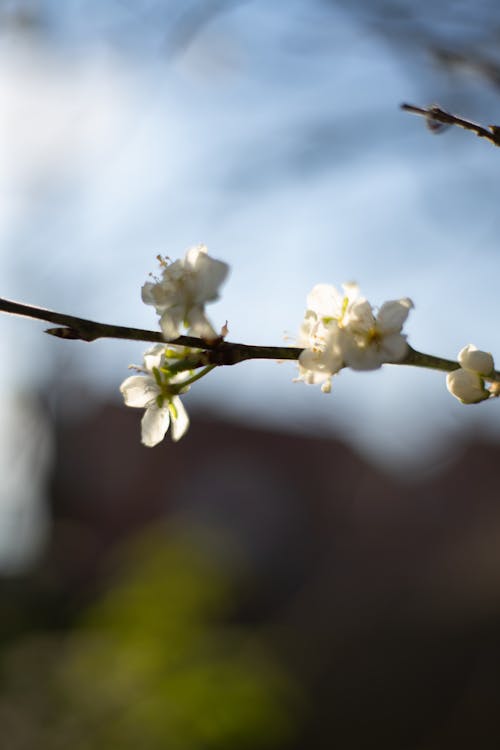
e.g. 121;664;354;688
2;0;500;747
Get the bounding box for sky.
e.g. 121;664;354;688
2;0;500;566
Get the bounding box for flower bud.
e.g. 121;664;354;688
446;368;490;404
458;344;494;376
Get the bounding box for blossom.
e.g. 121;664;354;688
297;323;343;393
120;344;190;446
297;282;413;388
296;286;346;389
141;245;229;341
341;296;414;370
446;344;495;404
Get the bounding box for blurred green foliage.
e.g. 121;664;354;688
0;526;302;749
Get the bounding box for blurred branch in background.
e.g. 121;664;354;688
160;0;251;61
401;102;500;146
326;0;500;92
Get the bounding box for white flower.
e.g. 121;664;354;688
297;324;343;389
446;344;495;404
142;245;229;341
295;284;348;388
341;296;414;370
297;282;413;388
120;344;190;446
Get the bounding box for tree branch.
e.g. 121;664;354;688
0;296;302;365
401;102;500;147
2;295;499;379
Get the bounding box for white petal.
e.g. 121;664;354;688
160;308;184;340
306;284;342;318
377;298;413;333
186;306;218;341
192;253;229;303
341;282;360;299
141;279;178;310
185;244;208;265
143;344;167;371
342;341;384;371
446;368;490;404
297;311;317;347
298;341;343;383
344;299;374;332
170;397;190;441
343;331;408;370
141;281;157;307
141;404;170;446
380;333;409;363
458;344;494;375
120;375;158;407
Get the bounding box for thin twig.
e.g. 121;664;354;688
401;102;500;147
0;297;302;365
3;295;499;379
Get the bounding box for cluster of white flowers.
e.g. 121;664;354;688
121;244;229;446
119;245;498;448
446;345;499;404
297;282;414;393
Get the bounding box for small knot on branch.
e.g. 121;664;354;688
45;326;95;341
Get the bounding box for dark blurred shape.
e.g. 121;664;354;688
2;403;500;747
0;0;43;34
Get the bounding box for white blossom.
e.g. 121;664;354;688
296;308;343;388
297;282;413;388
120;344;190;446
341;296;414;370
295;283;353;388
142;245;229;341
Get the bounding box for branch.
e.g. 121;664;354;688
0;296;302;365
2;295;499;379
401;102;500;147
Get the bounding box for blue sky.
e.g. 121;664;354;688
2;2;500;566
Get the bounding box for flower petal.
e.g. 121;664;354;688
170;397;190;441
188;246;229;302
143;344;167;371
377;298;414;333
120;375;158;408
306;284;343;318
141;404;170;447
186;306;218;340
379;332;409;363
298;331;343;383
344;299;374;332
160;307;184;340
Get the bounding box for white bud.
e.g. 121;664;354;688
446;368;490;404
458;344;494;376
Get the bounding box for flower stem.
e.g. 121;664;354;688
401;346;459;372
403;345;500;382
181;365;217;386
